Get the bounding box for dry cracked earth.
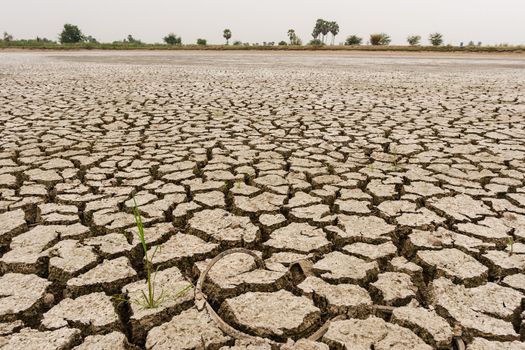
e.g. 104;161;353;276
1;51;525;350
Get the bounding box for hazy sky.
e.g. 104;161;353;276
1;0;524;45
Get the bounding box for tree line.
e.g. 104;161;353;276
0;21;493;48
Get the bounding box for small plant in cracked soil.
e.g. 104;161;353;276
132;198;165;308
325;162;335;175
391;146;400;170
114;198;192;309
507;236;514;256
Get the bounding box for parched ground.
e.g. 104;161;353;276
1;51;525;350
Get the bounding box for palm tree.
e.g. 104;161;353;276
223;29;232;45
287;29;296;45
329;22;339;45
320;20;330;44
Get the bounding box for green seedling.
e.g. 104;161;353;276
132;197;165;308
114;198;192;309
508;236;514;256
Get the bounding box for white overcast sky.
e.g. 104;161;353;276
1;0;524;45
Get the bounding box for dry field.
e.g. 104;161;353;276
1;51;525;349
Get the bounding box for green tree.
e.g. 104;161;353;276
370;33;391;46
233;40;243;46
345;35;362;46
196;38;207;46
312;19;323;40
223;29;232;45
407;35;421;46
278;40;287;46
59;24;84;44
429;33;443;46
329;21;339;45
163;33;182;45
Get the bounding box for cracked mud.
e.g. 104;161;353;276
1;51;525;349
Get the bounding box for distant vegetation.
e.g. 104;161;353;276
370;33;391;46
1;22;524;52
429;33;444;46
163;33;182;45
117;34;142;45
223;29;232;45
3;32;13;42
407;35;421;46
345;35;363;46
59;24;85;44
311;19;339;45
287;29;302;45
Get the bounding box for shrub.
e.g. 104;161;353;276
196;38;207;46
233;40;242;46
163;33;182;45
278;41;287;46
59;24;84;44
407;35;421;46
308;38;323;46
370;33;391;46
345;35;362;46
35;37;53;43
429;33;443;46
